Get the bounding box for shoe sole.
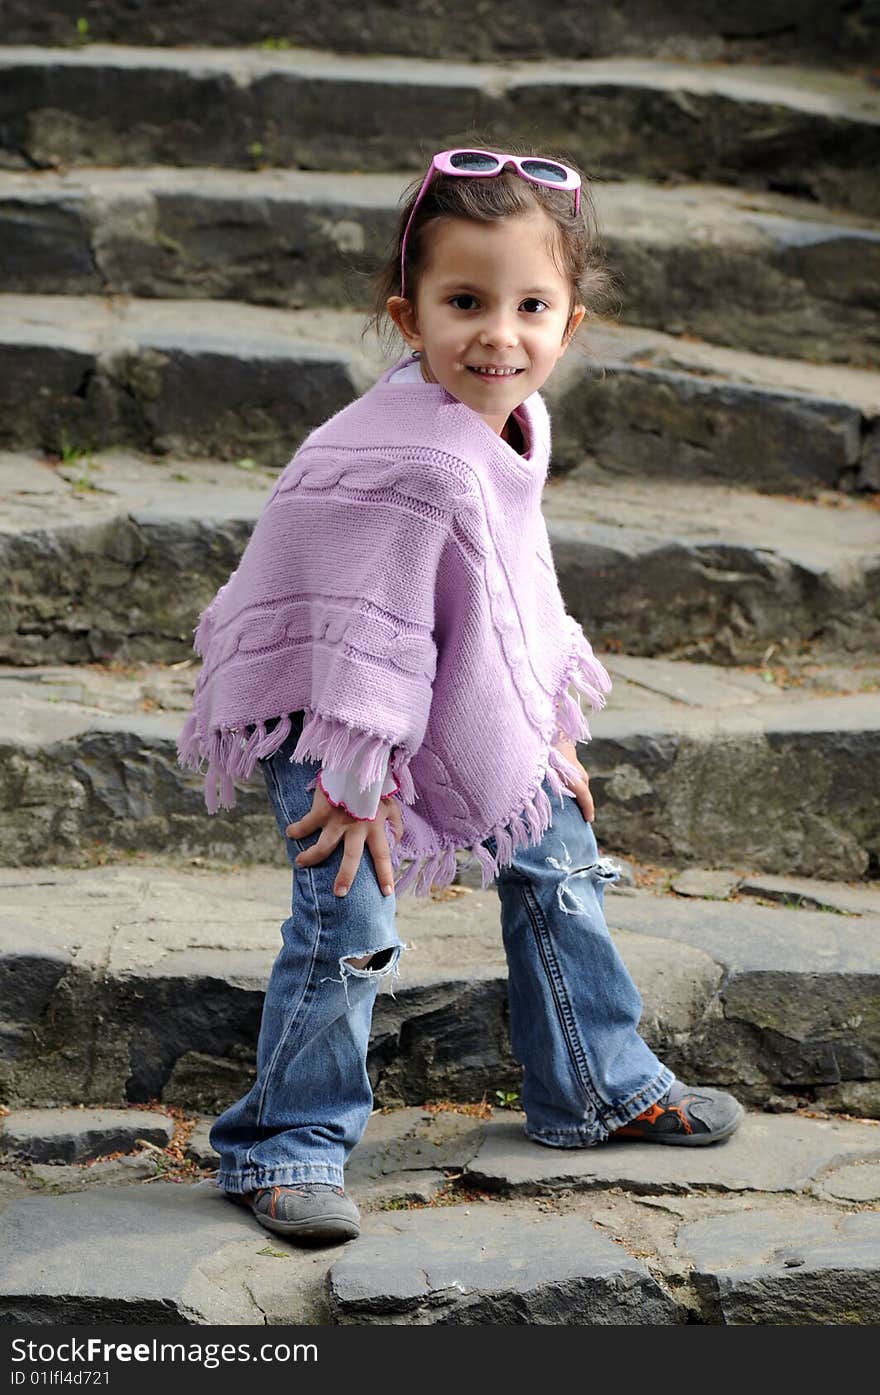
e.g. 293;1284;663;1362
253;1211;360;1242
227;1189;360;1243
614;1101;744;1146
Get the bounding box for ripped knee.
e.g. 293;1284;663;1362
344;947;397;972
319;942;408;1006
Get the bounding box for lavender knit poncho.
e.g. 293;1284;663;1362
177;351;612;897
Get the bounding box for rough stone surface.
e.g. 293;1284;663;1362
2;170;878;371
737;873;880;917
816;1161;880;1202
0;651;877;876
0;1182;266;1322
328;1203;680;1324
4;447;879;669
1;861;877;1110
4;1;877;66
1;1105;877;1326
185;1118;219;1169
672;870;741;900
464;1113;880;1198
1;50;877;215
27;1154;160;1191
0;296;370;464
814;1081;880;1119
541;473;880;664
677;1209;880;1323
0;1107;173;1163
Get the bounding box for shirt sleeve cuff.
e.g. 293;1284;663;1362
318;751;399;821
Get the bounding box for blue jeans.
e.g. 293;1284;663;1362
210;712;673;1191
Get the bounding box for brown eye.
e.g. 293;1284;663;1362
450;294;478;310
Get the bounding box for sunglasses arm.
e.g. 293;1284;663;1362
400;161;439;298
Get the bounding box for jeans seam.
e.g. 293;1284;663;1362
518;879;608;1123
250;758;325;1152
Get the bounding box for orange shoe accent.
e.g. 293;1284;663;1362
613;1094;696;1137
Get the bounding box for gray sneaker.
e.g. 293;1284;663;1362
232;1183;361;1243
609;1079;744;1145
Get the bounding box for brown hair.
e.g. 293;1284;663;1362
360;138;620;364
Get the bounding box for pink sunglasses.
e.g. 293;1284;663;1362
399;148;582;297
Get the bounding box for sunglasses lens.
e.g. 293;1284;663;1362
449;151;500;171
520;159;568;184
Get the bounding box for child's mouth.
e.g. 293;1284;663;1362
467;366;524;379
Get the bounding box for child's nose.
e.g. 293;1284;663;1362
479;312;519;347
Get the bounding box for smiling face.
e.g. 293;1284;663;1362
386;208;586;439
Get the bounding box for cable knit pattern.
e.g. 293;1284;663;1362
177;351;612;896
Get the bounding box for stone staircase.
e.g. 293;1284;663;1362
0;7;878;1325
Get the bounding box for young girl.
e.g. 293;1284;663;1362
177;144;742;1245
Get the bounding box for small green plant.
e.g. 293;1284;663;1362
257;37;292;50
247;141;265;163
494;1089;520;1110
57;429;104;489
59;427;89;466
257;1245;290;1258
75;17;90;43
236;457;258;471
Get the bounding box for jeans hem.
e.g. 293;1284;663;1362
217;1163;345;1191
524;1064;675;1148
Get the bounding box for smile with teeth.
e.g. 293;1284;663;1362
467;365;524;377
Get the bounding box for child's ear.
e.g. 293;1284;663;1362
560;303;587;352
386;295;423;350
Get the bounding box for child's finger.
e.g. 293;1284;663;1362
294;826;341;867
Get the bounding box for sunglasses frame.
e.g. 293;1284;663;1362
399;147;582;298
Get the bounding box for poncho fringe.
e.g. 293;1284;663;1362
178;630;611;894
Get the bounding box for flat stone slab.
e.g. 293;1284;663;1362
0;1182;267;1322
1;290;878;496
0;654;877;881
3;440;879;670
737;873;880;917
817;1160;880;1202
677;1209;880;1323
2;168;878;370
672;868;880;916
26;1155;159;1193
328;1203;679;1324
0;294;373;467
1;1105;878;1325
4;0;876;68
464;1112;880;1197
0;1107;173;1163
1;48;877;216
672;870;743;900
1;860;877;1110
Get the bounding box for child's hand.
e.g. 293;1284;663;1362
285;785;405;898
554;738;595;822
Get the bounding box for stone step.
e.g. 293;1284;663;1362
2;47;878;217
0;651;877;876
1;1103;878;1324
0;1107;174;1163
2;445;878;669
1;859;877;1113
1;296;878;493
0;294;368;466
2;168;879;369
4;0;878;68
